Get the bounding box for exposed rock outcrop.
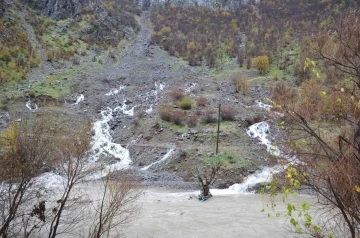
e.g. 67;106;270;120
42;0;102;20
0;1;6;17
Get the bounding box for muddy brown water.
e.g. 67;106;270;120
123;189;316;238
31;178;317;238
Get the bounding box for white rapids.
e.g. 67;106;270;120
25;98;38;112
256;100;272;111
247;121;281;156
211;121;282;195
89;107;132;179
105;85;125;96
140;148;175;171
72;94;84;105
115;101;135;116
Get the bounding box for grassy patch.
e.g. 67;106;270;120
29;71;75;99
158;120;187;133
0;9;36;84
201;149;255;170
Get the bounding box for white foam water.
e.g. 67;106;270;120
73;94;84;105
145;104;153;114
105;85;125;96
140;148;174;171
184;82;198;93
155;82;165;91
256;100;272;111
25;99;38;112
247;121;281;156
114;101;135;116
210;121;282;195
90;107;132;179
33;172;66;188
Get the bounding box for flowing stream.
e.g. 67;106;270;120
25;98;38;112
210;119;283;195
88;81;166;178
72;94;84;105
140;148;175;171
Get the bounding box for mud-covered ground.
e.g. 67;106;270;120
0;12;282;190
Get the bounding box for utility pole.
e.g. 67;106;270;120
216;103;221;155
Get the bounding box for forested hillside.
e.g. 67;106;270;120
0;0;140;84
150;0;357;70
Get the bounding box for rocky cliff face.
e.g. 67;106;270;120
0;1;6;17
42;0;100;20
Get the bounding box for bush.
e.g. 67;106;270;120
271;81;297;107
232;74;250;94
46;49;54;62
158;104;186;125
168;88;185;101
158;104;172;121
196;96;207;107
171;109;186;125
178;96;192;110
221;105;236;121
187;114;198;127
252;55;269;74
202;108;217;123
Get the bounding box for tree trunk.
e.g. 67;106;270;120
202;185;209;197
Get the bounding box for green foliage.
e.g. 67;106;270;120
262;173;325;237
150;0;354;69
203;153;227;166
252;55;269;74
150;6;241;67
232;74;250;94
0;10;33;84
177;96;192;110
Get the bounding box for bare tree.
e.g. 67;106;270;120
46;121;95;238
0;119;56;238
316;10;360;87
281;110;360;237
0;115;142;238
193;161;222;201
268;10;360;237
88;172;141;238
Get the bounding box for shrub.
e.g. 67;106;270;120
252;55;269;74
168;88;185;101
158;104;172;121
187;114;198;127
196;96;207;107
221;105;236;121
158;105;186;125
271;81;297;107
46;49;54;62
171;109;186;125
29;56;41;68
232;74;250;94
178;96;192;110
202;108;217;123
